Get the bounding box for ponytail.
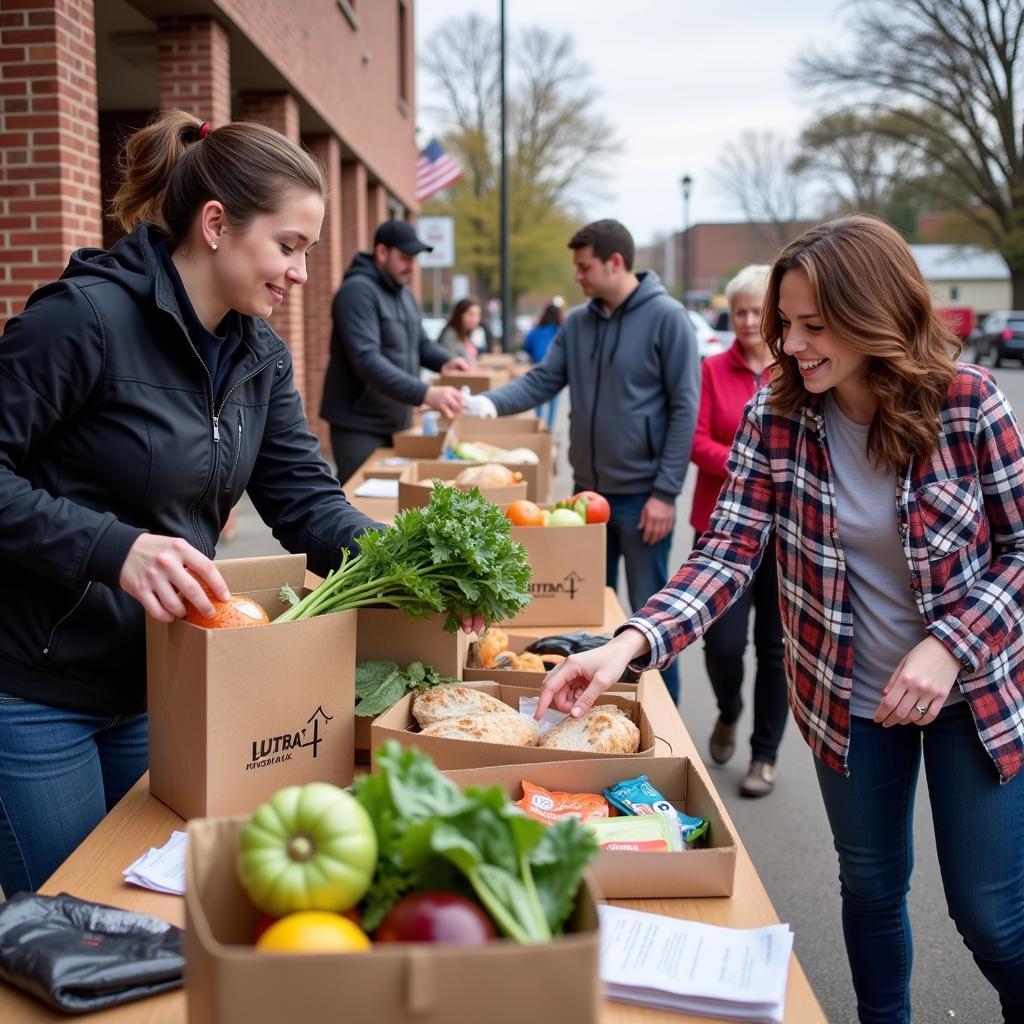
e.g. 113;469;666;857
110;109;326;249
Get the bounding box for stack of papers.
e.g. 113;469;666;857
353;478;400;499
123;831;188;895
599;905;793;1023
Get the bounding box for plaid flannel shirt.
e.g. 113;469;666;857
626;364;1024;782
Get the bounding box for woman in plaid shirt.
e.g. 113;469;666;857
537;215;1024;1023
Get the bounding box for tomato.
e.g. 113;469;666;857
255;911;371;954
185;594;269;629
237;782;378;917
375;892;496;945
505;500;545;527
572;490;611;525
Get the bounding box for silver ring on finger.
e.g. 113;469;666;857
915;704;928;718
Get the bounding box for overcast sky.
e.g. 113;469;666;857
415;0;853;246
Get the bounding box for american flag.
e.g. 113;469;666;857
415;138;463;202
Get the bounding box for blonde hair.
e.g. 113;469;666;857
725;264;770;303
110;110;326;248
763;215;961;471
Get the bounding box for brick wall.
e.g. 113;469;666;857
157;16;230;127
366;179;388;248
0;0;101;326
341;160;368;257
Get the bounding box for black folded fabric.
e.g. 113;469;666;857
0;892;183;1014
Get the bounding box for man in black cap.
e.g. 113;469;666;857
320;220;470;484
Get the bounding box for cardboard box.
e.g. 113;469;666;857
477;352;517;369
437;369;509;393
358;457;415;481
443;757;738;899
371;682;655;770
444;414;548;435
353;609;471;758
185;814;601;1024
445;428;553;503
502;520;606;626
391;426;449;459
397;461;529;510
146;555;356;819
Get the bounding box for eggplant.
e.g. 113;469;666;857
523;632;640;683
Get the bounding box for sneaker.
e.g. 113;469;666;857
708;718;737;765
740;761;776;798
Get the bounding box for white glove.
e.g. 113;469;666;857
464;394;497;418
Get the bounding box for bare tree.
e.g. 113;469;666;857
713;131;810;248
796;0;1024;305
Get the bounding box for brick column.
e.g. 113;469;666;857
302;134;342;457
157;16;230;127
341;160;368;260
0;0;102;326
365;179;388;246
236;92;309;410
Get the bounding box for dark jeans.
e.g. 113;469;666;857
330;425;391;487
814;703;1024;1023
597;490;679;702
696;531;787;764
0;693;148;895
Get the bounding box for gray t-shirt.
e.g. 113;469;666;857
824;394;962;718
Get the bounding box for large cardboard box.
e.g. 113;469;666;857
147;555;356;820
397;460;528;510
448;426;553;504
438;369;509;393
391;425;449;459
502;521;606;626
443;757;738;899
185;815;601;1024
371;682;655;770
440;411;546;434
353;609;471;758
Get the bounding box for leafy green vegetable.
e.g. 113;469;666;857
354;661;460;718
274;485;532;631
352;742;598;943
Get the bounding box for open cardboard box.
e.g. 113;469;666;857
391;425;450;459
353;609;471;759
501;519;606;626
437;369;509;393
357;457;414;481
371;681;658;770
447;425;553;504
146;555;356;820
441;412;548;435
185;814;601;1024
397;460;528;510
443;756;738;899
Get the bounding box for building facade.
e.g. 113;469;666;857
0;0;418;454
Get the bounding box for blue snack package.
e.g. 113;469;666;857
603;775;709;848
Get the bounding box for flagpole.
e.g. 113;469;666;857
499;0;511;353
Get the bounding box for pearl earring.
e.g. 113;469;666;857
210;242;218;251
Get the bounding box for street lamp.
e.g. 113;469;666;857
680;174;692;307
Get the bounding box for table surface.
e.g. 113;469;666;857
2;449;826;1024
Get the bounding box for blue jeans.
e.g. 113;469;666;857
535;395;558;430
598;491;679;702
0;694;148;895
814;703;1024;1023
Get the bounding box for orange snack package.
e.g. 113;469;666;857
516;780;610;824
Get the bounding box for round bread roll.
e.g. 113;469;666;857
419;712;541;747
412;685;512;727
539;705;640;754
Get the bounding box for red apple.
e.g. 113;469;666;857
572;490;611;524
374;891;497;945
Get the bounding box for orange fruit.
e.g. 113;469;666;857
185;593;270;629
255;911;371;954
505;500;545;527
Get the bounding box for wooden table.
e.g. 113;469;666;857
1;453;826;1023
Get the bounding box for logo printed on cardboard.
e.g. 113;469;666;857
246;705;332;771
529;570;584;601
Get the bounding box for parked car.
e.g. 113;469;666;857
687;310;726;361
969;310;1024;366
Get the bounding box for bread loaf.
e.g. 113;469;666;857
419;713;540;747
412;686;511;727
539;705;640;754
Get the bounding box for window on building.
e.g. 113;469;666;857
949;286;960;301
397;0;409;110
338;0;358;30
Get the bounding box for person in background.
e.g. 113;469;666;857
522;300;565;428
690;264;787;798
437;296;482;366
0;111;383;896
320;220;470;485
536;214;1024;1024
466;219;700;703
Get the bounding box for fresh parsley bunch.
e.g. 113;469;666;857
275;485;532;631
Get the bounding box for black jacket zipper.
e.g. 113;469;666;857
42;582;91;656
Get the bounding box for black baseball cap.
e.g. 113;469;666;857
373;219;433;255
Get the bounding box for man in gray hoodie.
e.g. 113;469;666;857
469;219;699;701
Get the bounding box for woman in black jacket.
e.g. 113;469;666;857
0;111;380;895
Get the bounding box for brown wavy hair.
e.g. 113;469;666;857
110;109;326;248
763;215;961;471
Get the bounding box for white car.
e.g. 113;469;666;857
687;310;726;360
